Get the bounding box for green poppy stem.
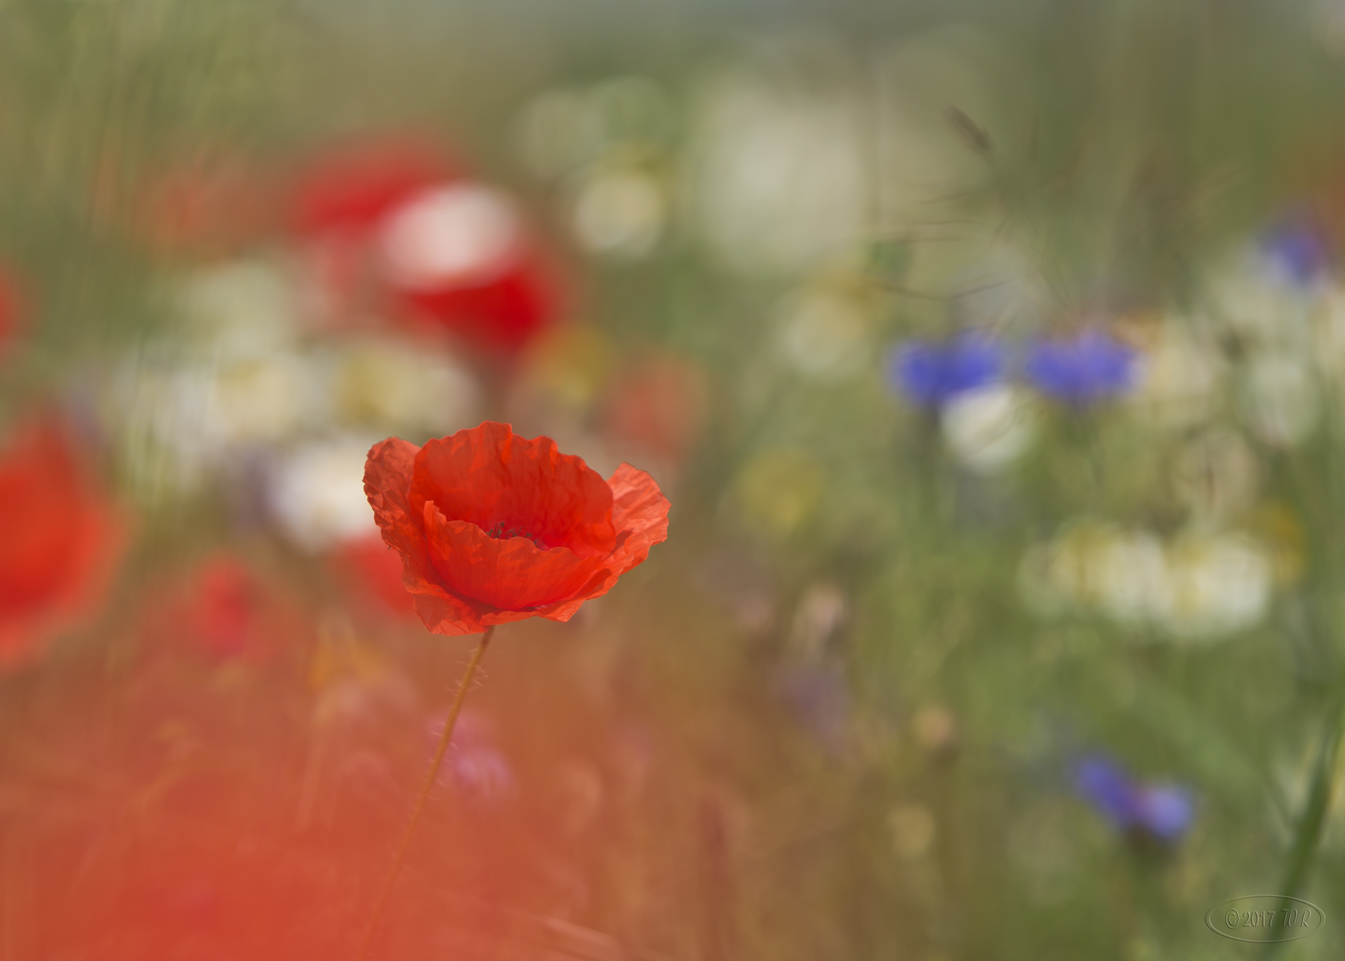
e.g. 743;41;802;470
1264;690;1345;961
355;625;494;961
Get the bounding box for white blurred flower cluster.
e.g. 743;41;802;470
512;32;1025;419
514;26;1024;286
1125;318;1226;431
683;61;870;278
1019;520;1274;641
1200;235;1345;447
942;384;1040;474
516;76;673;262
112;257;480;550
516;39;877;274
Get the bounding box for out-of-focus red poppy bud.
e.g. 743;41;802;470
393;255;560;353
330;533;416;618
602;355;710;467
146;553;305;664
287;137;455;330
378;182;562;353
187;556;264;660
0;416;125;668
289;137;562;352
289;137;454;238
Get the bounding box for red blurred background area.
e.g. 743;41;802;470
1;598;732;960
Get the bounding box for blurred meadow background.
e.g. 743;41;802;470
7;0;1345;957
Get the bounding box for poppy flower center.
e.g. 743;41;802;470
484;520;548;551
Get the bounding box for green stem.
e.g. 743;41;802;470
354;626;494;960
1264;692;1345;961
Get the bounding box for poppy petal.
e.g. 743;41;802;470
423;502;607;610
365;437;490;633
409;586;493;637
531;463;671;622
608;463;673;575
364;437;420;542
364;435;433;569
410;422;615;557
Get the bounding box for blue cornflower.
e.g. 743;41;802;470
1071;754;1195;845
887;333;1003;407
1024;329;1136;406
1135;784;1197;842
1262;217;1333;287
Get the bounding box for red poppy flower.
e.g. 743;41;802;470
392;254;559;354
364;421;669;635
288;137;560;352
286;138;451;327
289;136;457;238
0;417;125;667
376;182;561;353
289;136;455;238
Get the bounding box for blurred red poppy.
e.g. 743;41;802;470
176;555;274;661
0;417;124;667
331;533;416;618
376;181;561;353
393;254;559;355
290;136;454;238
289;137;560;352
364;421;669;635
143;553;309;663
288;138;444;327
196;559;257;657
